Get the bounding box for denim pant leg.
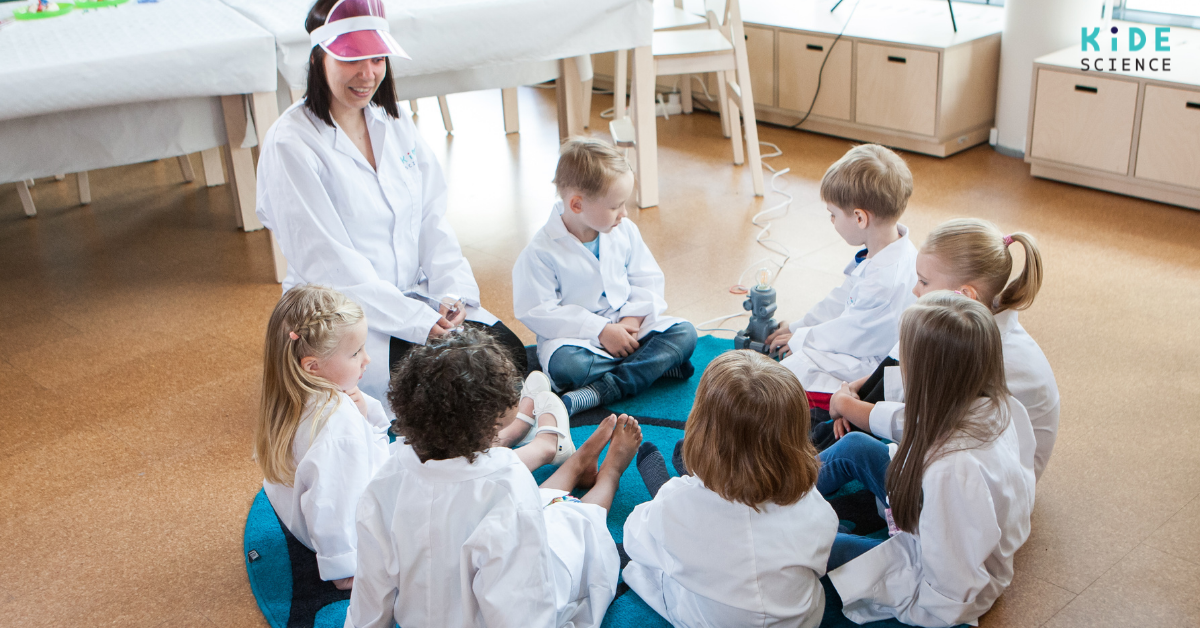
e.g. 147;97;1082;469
546;345;623;392
816;432;891;502
591;322;698;403
828;533;885;571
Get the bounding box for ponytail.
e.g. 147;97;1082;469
922;218;1044;314
995;232;1043;313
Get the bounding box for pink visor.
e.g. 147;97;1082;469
309;0;409;62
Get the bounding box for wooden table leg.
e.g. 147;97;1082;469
270;230;288;284
221;94;264;232
17;180;36;217
614;49;628;122
501;87;520;134
556;57;585;140
631;45;658;208
77;171;91;205
200;148;225;186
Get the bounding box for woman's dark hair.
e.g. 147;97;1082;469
387;328;521;463
304;0;400;126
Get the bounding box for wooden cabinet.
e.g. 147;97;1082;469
855;44;939;136
743;25;775;107
1135;85;1200;189
1026;36;1200;211
777;32;851;121
1030;70;1139;174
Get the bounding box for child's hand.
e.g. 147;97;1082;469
345;386;369;418
600;324;640;358
828;382;857;419
765;320;789;344
848;374;870;395
618;316;644;335
768;332;793;358
833;417;852;440
332;576;354;591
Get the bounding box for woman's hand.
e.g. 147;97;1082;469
600;324;640;358
345;386;369;418
428;315;456;339
438;302;468;329
332;577;354;591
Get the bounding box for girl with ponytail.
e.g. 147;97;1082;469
256;284;391;591
827;218;1060;479
819;292;1037;626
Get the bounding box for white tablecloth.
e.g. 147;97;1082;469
218;0;653;89
0;0;276;122
0;0;277;184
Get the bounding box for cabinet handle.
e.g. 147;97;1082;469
887;55;906;63
1075;85;1098;93
807;44;824;51
1187;102;1200;110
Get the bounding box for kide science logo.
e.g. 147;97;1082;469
1080;25;1171;72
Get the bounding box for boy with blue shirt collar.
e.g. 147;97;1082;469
766;144;919;407
512;138;697;415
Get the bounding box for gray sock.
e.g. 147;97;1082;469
663;364;690;379
672;439;688;476
637;442;671;498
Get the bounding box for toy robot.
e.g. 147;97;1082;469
734;270;778;355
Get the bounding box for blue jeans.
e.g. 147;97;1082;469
547;322;697;404
819;432;891;570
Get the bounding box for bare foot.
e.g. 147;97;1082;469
599;414;642;480
569;414;617;489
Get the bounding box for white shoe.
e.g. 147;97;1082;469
515;371;553;447
532;390;575;466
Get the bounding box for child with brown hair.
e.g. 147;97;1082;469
820;292;1036;627
622;350;839;628
827;218;1058;478
513;137;697;416
766;144;918;409
344;327;643;628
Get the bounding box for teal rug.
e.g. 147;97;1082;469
244;335;946;628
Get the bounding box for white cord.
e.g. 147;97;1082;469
697;141;795;334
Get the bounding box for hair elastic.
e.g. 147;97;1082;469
1002;235;1014;247
289;331;300;340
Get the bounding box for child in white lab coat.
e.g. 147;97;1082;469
623;350;839;628
766;144;918;409
344;327;643;628
828;219;1060;479
256;285;392;591
513;137;697;415
819;292;1036;627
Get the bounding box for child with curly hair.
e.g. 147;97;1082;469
344;327;643;628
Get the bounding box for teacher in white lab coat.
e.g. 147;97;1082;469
256;0;527;404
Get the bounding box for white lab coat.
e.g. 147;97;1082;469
781;226;918;393
344;444;620;628
263;391;392;581
868;310;1060;479
512;203;684;373
829;397;1037;627
256;101;497;403
622;475;839;628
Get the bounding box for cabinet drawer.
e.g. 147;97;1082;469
744;25;775;107
777;31;851;120
1135;85;1200;189
855;43;938;135
1030;69;1138;174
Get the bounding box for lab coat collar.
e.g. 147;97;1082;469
397;442;523;482
543;204;629;308
994;309;1019;337
302;103;386;171
864;224;912;269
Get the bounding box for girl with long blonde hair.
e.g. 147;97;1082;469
256;284;391;591
828;218;1058;478
820;292;1036;627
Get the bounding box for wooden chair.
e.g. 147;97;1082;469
616;0;764;196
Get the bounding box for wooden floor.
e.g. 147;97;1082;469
2;86;1199;628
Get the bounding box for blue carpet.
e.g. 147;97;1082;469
244;335;950;628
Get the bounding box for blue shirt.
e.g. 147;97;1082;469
583;236;600;259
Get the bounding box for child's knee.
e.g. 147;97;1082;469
666;322;698;357
547;348;594;391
